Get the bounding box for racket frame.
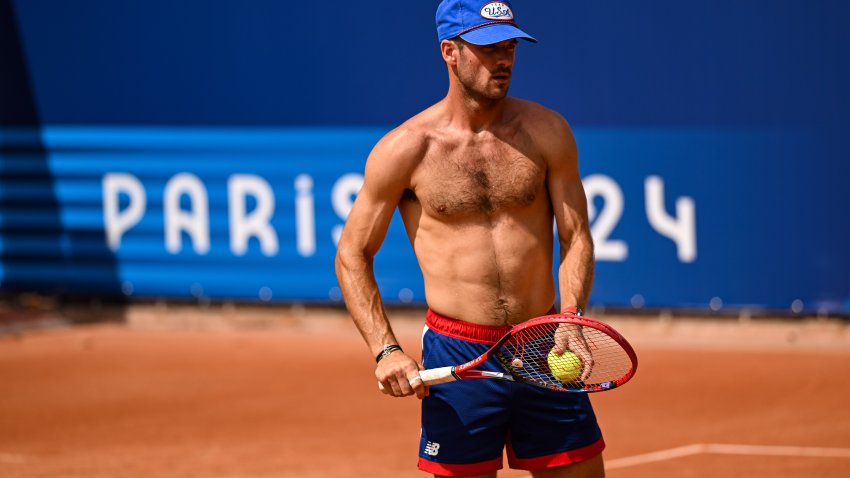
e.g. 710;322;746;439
421;313;637;393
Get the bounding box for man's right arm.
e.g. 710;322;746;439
334;128;427;399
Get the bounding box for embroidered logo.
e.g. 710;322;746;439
424;441;441;456
480;2;514;20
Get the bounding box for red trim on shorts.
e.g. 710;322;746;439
418;456;503;476
507;437;605;471
425;307;556;345
425;309;510;344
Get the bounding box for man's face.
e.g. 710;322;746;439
454;38;518;101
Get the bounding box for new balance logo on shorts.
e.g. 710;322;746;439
424;441;441;456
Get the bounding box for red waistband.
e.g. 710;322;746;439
425;307;557;345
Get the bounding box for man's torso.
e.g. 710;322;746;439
396;98;559;325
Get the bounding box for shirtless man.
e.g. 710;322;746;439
335;1;604;476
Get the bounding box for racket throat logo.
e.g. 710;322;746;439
458;354;487;371
424;441;441;457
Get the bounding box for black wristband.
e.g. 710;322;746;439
375;344;403;363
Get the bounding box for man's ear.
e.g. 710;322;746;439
440;39;459;65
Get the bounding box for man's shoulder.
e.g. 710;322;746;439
366;116;439;176
509;97;570;130
507;98;576;161
373;104;445;157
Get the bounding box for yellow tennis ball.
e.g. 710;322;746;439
547;349;582;383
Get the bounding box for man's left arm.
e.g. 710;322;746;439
544;113;594;313
543;112;596;379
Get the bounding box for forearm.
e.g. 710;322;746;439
557;228;595;311
336;247;426;399
335;249;398;357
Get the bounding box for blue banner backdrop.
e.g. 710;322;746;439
1;1;849;313
1;126;847;313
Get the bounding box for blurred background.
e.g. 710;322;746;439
2;0;849;316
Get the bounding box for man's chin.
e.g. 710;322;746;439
485;88;510;100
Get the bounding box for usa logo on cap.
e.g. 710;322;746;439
480;2;514;21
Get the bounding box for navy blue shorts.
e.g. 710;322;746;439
418;309;604;476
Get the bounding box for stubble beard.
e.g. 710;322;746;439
457;68;510;106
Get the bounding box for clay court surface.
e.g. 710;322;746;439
2;305;849;477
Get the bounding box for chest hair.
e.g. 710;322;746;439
412;139;546;217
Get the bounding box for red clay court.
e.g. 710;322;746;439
2;305;849;477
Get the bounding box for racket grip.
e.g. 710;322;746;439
419;366;456;385
376;366;458;392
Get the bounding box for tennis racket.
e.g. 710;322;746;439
395;313;637;393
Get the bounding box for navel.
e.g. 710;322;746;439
477;194;493;212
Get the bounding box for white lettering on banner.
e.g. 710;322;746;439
103;173;146;251
331;173;364;246
583;174;629;261
645;176;697;262
228;174;279;257
164;173;210;254
101;172;696;264
294;174;316;257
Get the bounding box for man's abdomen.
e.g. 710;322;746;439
412;212;557;325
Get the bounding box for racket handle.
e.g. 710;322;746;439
419;366;457;385
376;366;458;392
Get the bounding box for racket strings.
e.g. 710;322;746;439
514;329;528;365
496;322;633;391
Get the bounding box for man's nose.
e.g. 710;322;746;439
494;49;513;67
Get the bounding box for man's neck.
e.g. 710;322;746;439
445;83;508;132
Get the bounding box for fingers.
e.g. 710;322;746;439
551;324;570;355
378;372;413;396
558;326;594;382
408;374;430;399
378;374;406;396
379;372;429;398
572;342;594;382
579;357;594;381
376;353;426;399
551;341;567;355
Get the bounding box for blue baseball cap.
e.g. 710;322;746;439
436;0;537;45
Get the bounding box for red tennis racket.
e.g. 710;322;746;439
414;313;637;393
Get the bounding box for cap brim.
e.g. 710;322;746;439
459;23;537;45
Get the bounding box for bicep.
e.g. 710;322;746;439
340;181;402;258
337;132;419;258
545;119;590;244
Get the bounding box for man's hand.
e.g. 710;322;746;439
552;324;594;381
376;351;429;399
